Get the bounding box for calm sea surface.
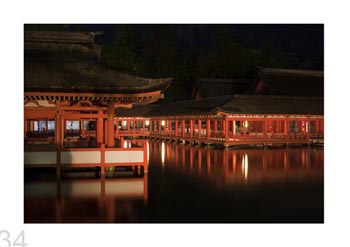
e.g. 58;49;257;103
24;140;324;223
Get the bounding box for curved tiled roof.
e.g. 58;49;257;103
248;67;324;97
115;94;323;117
192;78;253;99
24;31;172;94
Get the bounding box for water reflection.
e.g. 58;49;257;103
25;174;148;223
242;153;248;181
148;141;324;186
161;142;165;166
25;140;324;223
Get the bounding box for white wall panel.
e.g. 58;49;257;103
24;152;56;165
105;150;144;163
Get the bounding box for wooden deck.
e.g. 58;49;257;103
148;132;323;148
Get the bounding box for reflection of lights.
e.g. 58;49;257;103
145;120;150;126
161;142;165;165
161;120;165;127
121;120;127;127
242;153;249;181
245;120;248;128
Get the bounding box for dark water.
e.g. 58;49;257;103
24;140;324;223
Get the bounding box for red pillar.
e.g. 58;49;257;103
189;119;193;137
104;119;108;144
222;119;225;134
264;117;267;143
142;119;145;135
133;118;136;137
284;118;288;138
233;120;236;136
97;110;104;146
213;120;217;135
175;119;178;137
198;120;202;138
206;119;211;138
24;119;28;139
306;118;310;140
55;111;62;148
107;105;114;147
243;119;247;136
181;120;185;137
115;118;119;138
61;115;65;147
224;118;229;142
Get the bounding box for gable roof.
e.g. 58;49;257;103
248;67;324;97
115;94;324;117
192;78;253;99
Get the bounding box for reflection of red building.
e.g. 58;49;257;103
149;141;324;186
24;31;172;174
24;175;148;223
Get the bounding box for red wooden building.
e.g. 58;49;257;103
115;94;324;148
24;31;172;174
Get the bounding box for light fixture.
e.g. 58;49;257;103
161;120;165;126
145;120;150;126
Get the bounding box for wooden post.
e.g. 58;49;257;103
181;119;185;137
233;120;236;136
107;105;114;147
61;114;65;148
142;119;145;135
306;118;310;142
55;111;62;176
168;120;171;135
175;119;178;137
224;117;229;143
213;120;217;135
198;119;202;138
133;119;136;137
206;119;211;138
243;119;247;136
284;118;289;139
315;119;320;135
189;119;193;138
97;110;103;146
45;119;48;135
115;118;119;138
24;119;27;138
222;119;225;135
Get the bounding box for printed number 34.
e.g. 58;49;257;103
0;231;27;247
